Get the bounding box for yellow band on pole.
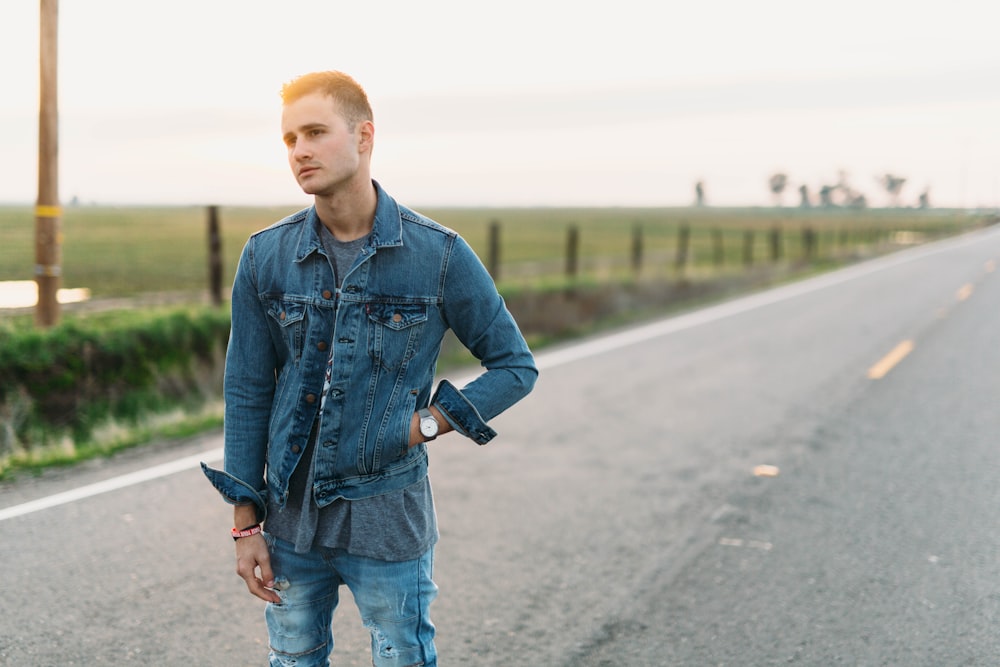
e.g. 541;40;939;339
35;205;62;218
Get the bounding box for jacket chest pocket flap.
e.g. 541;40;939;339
366;303;428;369
266;298;307;357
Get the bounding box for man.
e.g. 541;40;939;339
202;71;537;667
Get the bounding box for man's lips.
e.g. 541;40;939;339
298;166;320;178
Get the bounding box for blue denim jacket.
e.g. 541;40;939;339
202;182;537;521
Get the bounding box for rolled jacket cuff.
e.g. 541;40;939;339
200;462;268;523
432;379;497;445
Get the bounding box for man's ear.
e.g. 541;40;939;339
357;120;375;154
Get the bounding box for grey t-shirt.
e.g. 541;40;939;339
264;223;438;560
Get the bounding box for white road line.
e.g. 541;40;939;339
0;448;223;522
2;226;997;522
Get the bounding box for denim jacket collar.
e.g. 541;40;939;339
293;181;403;264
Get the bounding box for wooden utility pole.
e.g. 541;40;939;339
35;0;61;327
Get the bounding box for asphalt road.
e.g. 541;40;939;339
2;225;999;666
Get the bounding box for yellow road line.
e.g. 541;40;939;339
868;340;915;380
956;283;974;301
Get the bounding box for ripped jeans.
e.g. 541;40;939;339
263;533;438;667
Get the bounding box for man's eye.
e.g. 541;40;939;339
309;129;324;137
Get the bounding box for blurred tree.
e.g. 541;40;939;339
819;171;867;208
918;187;931;209
768;172;788;206
814;171;871;208
798;184;811;208
694;180;705;207
819;184;835;207
878;173;908;207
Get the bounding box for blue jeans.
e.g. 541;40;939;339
263;533;438;667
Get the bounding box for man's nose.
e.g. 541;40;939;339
292;140;311;161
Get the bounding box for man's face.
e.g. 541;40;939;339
280;92;368;196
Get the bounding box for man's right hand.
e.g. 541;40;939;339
235;533;281;603
233;504;280;603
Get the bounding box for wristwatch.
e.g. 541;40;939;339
418;407;440;441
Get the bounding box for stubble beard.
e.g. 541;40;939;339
297;163;359;198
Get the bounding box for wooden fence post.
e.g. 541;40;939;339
675;223;690;275
631;223;643;276
487;219;501;280
712;229;724;268
565;224;579;280
770;226;782;262
207;205;223;307
802;226;816;261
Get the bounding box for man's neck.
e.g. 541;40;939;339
314;179;377;242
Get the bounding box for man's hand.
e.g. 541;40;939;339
233;504;280;603
235;534;281;603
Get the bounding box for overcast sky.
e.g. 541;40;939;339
1;0;998;209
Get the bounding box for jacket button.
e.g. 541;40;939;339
305;393;316;403
291;444;301;454
317;341;327;351
322;290;333;299
279;311;286;321
392;313;402;323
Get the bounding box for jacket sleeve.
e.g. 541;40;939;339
436;235;538;444
201;236;276;519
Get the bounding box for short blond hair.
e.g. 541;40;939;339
280;71;373;129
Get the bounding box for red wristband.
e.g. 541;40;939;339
232;524;262;541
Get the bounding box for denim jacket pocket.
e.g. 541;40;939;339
366;302;428;371
265;296;307;361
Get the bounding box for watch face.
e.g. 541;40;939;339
420;417;438;437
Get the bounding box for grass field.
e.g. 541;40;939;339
0;204;988;301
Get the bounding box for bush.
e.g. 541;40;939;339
0;305;230;472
